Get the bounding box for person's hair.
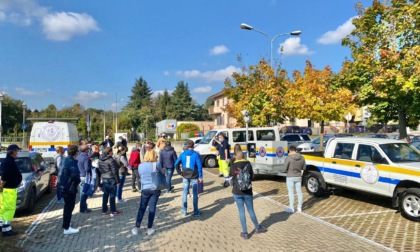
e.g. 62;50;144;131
149;142;156;149
80;144;89;152
186;140;194;149
56;146;64;153
144;150;157;162
235;150;245;160
165;141;171;147
68;145;79;157
289;146;297;152
117;146;126;153
234;144;241;154
219;134;225;139
103;147;113;155
93;145;100;153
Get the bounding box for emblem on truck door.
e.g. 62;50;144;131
276;147;284;157
259;147;266;157
360;164;379;184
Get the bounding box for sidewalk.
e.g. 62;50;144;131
18;170;390;252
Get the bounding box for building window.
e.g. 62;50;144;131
216;100;219;107
216;116;224;125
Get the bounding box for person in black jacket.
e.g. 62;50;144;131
159;141;178;193
98;147;122;216
59;145;81;235
0;144;23;237
100;135;114;150
229;150;267;240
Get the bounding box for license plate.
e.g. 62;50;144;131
36;148;48;152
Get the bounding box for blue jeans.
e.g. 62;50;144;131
116;175;126;200
286;176;303;209
79;177;89;212
233;194;259;233
56;182;63;200
182;178;198;214
102;178;117;213
165;168;174;192
135;189;161;229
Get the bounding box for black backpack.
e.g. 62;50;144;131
236;162;252;191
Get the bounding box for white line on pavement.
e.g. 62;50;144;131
203;170;395;252
319;210;396;219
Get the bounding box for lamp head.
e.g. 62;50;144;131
290;30;302;36
240;23;253;30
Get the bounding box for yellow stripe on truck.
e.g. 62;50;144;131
30;142;77;146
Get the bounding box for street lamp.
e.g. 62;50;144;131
22;102;27;149
240;23;301;67
0;93;3;147
115;97;124;134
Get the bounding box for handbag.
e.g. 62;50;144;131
151;163;167;191
198;180;204;194
82;173;95;197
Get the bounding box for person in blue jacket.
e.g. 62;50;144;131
174;140;203;216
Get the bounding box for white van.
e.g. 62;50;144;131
29;121;79;163
195;126;289;176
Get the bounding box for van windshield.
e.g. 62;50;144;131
200;131;217;144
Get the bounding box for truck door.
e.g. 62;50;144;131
324;142;356;187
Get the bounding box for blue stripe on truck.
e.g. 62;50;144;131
321;167;400;185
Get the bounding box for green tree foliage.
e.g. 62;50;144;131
126;76;153;109
341;0;420;138
1;94;25;135
168;81;194;120
154;89;171;122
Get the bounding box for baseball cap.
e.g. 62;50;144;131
7;144;22;151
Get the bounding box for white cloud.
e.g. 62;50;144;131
163;71;170;76
193;86;212;94
317;17;356;45
152;89;173;98
42;12;99;41
209;45;229;56
279;37;314;56
15;87;47;96
176;65;240;82
73;91;107;102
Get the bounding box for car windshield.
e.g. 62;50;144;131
301;135;311;141
0;157;32;173
200;131;217;144
379;143;420;163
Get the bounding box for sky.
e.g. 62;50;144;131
0;0;374;112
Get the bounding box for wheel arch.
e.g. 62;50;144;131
392;180;420;208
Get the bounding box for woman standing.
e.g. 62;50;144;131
284;146;306;213
131;150;163;237
129;144;141;192
115;146;129;203
229;150;267;240
55;146;65;204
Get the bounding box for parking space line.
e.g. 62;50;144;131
319;210;396;220
266;195;290;198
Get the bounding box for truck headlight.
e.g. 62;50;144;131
17;181;27;192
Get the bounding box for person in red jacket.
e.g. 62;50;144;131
129;143;141;192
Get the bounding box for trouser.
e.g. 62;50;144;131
286;176;303;209
220;160;229;177
233;194;260;233
79;177;89;212
0;188;17;232
182;178;199;214
102;178;117;213
62;192;76;229
165;168;174;192
131;169;140;190
56;182;63;200
135;189;161;229
117;175;126;200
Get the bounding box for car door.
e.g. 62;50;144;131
324;142;356;187
32;154;47;195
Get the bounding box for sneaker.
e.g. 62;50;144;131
131;227;138;235
240;232;249;240
193;211;202;217
147;228;155;236
285;208;294;213
132;188;138;192
181;210;187;216
187;194;192;198
110;211;122;217
255;226;267;234
117;199;127;203
2;230;19;237
218;173;223;177
63;227;79;235
56;199;65;204
223;180;230;187
297;208;302;213
80;208;92;213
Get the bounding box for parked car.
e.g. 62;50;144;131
387;133;416;143
300;127;313;135
0;151;53;213
368;124;399;133
280;133;311;150
349;125;367;133
297;134;353;152
409;141;420;151
281;126;301;134
183;137;202;151
364;133;389;139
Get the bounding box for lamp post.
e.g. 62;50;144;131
22;102;27;149
0;93;3;147
115;96;124;134
240;23;301;67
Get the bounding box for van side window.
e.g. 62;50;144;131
334;143;355;160
257;130;275;141
232;131;254;142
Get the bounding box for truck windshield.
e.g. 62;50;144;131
379;143;420;163
200;131;217;144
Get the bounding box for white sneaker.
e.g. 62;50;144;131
147;228;155;236
131;228;138;235
297;208;302;213
63;227;79;235
285;208;294;213
188;194;192;198
117;199;127;203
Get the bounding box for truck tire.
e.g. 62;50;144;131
305;171;326;197
399;188;420;222
25;188;36;214
205;156;218;168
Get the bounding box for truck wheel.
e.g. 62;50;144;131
305;171;326;197
25;188;36;214
205;156;218;168
399;188;420;222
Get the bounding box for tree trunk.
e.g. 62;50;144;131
398;109;408;141
320;120;325;151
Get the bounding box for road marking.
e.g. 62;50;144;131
320;210;396;219
266;194;290;198
204;170;395;252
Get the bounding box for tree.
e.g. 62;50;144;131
154;89;171;121
126;76;153;110
1;94;25;135
168;81;194;120
224;59;290;127
341;0;420;139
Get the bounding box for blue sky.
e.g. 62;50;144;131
0;0;373;111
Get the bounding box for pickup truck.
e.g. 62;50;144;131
302;137;420;222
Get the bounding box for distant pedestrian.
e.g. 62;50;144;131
229;149;267;240
59;145;81;235
77;144;93;213
129;144;141;192
90;145;101;192
174;140;203;216
212;133;230;187
0;144;23;237
156;133;168;152
115;146;129;203
131;151;163;237
100;135;114;150
159;141;177;193
284;146;306;213
98;147;122;217
55;146;65;204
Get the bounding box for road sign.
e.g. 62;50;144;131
345;112;352;121
22;123;27;130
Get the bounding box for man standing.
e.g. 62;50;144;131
77;145;92;213
156;133;167;152
159;141;177;193
174;140;203;216
0;144;22;237
213;134;230;187
100;135;114;149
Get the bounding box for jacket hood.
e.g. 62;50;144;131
99;154;112;161
290;153;303;161
164;146;175;151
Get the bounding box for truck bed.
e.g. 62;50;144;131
302;151;324;158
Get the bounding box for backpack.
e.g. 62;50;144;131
236;162;252;191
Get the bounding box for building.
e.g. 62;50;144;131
208;91;237;129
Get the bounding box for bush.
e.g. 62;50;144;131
177;123;200;138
